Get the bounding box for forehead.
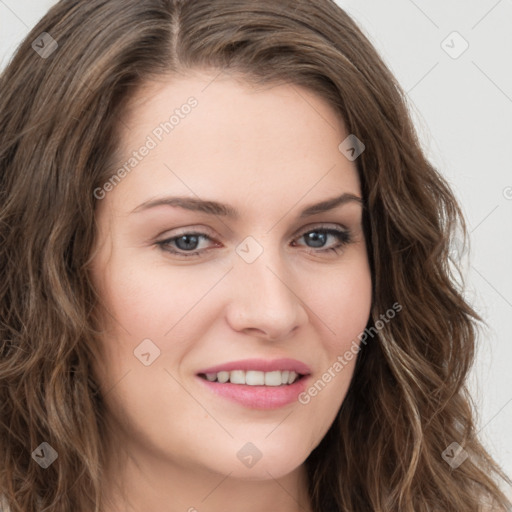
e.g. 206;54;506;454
108;71;361;216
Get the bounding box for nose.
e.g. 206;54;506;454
225;245;309;341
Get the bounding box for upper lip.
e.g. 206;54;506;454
197;358;311;375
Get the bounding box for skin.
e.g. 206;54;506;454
89;70;372;512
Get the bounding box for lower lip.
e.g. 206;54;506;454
196;375;310;409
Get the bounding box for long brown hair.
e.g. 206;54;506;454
1;0;510;510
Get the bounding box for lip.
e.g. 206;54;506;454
195;358;312;410
196;374;311;410
196;358;312;375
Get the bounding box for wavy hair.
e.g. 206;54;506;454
0;0;510;510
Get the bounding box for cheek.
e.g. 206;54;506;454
304;255;372;350
292;254;372;424
95;255;228;339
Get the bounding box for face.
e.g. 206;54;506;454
89;71;372;483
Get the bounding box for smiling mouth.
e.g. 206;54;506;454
198;370;305;386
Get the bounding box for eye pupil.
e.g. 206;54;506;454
305;231;327;248
175;235;200;251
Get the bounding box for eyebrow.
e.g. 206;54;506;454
130;192;363;218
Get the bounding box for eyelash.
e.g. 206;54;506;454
155;225;353;259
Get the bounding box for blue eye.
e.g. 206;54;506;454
156;226;352;258
173;234;202;251
157;232;213;256
298;229;351;251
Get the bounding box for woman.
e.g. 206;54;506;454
0;0;510;511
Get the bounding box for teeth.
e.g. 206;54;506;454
246;370;265;385
203;370;301;386
217;371;229;383
264;371;282;386
230;370;246;384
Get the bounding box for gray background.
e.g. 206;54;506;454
1;0;511;491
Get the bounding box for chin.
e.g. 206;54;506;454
202;436;311;481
